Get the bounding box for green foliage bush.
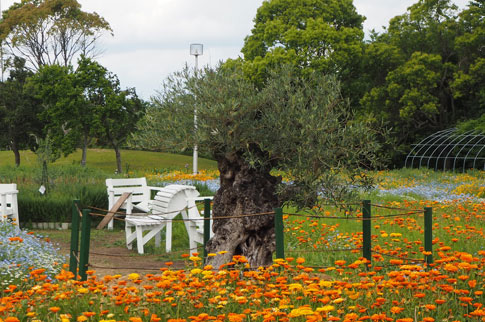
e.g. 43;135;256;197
0;164;109;224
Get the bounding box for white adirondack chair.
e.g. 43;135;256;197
148;185;213;253
105;178;165;229
0;183;20;232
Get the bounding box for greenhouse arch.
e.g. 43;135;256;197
405;128;485;172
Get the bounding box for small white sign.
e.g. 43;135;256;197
39;185;46;194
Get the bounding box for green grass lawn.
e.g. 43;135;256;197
0;148;217;172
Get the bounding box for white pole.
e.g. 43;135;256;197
193;54;198;175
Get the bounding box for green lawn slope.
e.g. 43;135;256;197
0;149;217;172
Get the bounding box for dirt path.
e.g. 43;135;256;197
44;229;187;277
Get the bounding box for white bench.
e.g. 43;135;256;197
125;184;213;254
105;178;165;229
0;183;20;232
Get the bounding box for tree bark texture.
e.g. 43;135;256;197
11;138;20;167
81;135;88;167
206;153;280;269
114;145;122;174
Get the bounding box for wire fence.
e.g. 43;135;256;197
69;199;433;280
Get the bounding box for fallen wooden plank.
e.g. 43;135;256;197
96;192;132;229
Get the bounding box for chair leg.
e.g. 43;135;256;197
125;225;133;250
1;194;6;222
166;221;172;253
12;194;19;233
155;230;161;249
189;237;197;255
136;226;144;254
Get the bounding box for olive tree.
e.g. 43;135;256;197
137;65;382;268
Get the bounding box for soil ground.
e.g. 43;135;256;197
37;229;188;277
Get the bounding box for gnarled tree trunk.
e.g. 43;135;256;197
206;152;280;269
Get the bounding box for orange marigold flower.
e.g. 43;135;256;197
468;280;477;288
424;304;436;310
391;306;405;314
49;307;61;313
5;318;20;322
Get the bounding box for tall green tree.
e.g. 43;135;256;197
234;0;365;104
29;57;144;171
360;0;485;164
89;72;145;174
28;63;85;161
139;65;383;268
0;0;112;70
0;57;42;166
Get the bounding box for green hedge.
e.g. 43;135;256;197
0;165;109;225
18;185;107;224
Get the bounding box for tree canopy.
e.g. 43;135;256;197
28;57;145;172
360;0;485;164
231;0;365;105
0;57;42;165
0;0;112;70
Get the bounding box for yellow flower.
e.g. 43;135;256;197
316;305;335;313
128;273;140;280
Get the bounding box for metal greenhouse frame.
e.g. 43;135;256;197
405;128;485;172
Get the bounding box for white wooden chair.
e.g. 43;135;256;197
105;178;165;229
125;184;213;254
0;183;20;232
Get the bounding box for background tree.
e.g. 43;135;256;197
360;0;485;165
141;65;382;268
0;57;42;166
93;76;146;174
29;57;144;171
28;63;84;162
0;0;112;71
234;0;365;105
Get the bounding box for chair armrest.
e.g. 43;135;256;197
147;186;165;192
191;196;214;201
0;190;19;195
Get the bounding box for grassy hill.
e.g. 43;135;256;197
0;149;218;172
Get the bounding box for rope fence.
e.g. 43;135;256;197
69;199;434;281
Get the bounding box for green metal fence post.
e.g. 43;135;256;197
424;207;433;265
362;200;372;266
203;198;211;264
69;200;80;277
274;207;285;259
78;209;92;281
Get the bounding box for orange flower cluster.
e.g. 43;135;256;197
0;246;484;322
0;197;484;321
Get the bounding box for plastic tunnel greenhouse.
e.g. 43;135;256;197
405;128;485;172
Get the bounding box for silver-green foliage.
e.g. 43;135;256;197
133;65;383;207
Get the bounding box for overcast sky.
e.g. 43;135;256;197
1;0;471;100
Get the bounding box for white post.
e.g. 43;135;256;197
190;44;203;175
193;53;198;175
